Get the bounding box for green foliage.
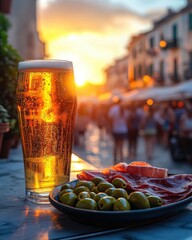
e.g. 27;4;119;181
0;105;10;123
0;13;11;32
0;14;22;136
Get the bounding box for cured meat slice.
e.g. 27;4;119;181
77;170;192;205
77;170;107;181
76;161;192;205
110;161;168;178
108;172;192;204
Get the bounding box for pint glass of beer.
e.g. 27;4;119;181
16;60;77;204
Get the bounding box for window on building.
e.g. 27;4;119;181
172;24;177;40
149;37;154;48
173;58;178;81
134;66;137;80
27;32;34;59
160;33;164;41
138;64;142;77
132;48;136;58
160;60;164;80
189;52;192;72
149;63;153;76
189;13;192;31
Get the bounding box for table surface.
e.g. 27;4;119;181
0;147;192;240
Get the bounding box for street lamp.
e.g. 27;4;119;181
159;40;167;49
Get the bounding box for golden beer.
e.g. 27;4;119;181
16;60;77;203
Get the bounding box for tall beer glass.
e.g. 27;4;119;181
16;60;77;204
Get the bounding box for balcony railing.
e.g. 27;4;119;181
184;68;192;80
169;73;180;83
146;48;158;56
154;75;165;86
160;39;179;50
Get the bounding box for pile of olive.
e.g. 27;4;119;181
58;177;163;211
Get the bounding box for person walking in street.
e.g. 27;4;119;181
158;104;176;148
140;106;157;161
108;98;128;164
74;103;90;146
126;105;142;160
179;105;192;163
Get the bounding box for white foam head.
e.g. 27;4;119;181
18;59;73;70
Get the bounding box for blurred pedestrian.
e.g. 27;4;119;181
126;105;142;160
74;103;90;146
140;106;157;161
179;106;192;163
159;105;176;148
95;104;110;140
108;98;128;164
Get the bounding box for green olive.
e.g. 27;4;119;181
58;188;73;201
78;191;91;201
91;177;105;186
76;180;95;190
129;191;150;209
97;182;114;192
98;196;116;210
113;198;131;211
73;186;90;196
60;183;73;191
91;186;99;194
105;187;116;196
59;192;78;207
76;198;97;210
147;195;163;207
90;192;96;199
94;192;107;203
112;178;127;189
111;188;129;200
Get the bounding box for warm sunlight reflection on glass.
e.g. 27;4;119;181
40;73;56;122
29;72;56;122
44;155;56;178
32;155;56;189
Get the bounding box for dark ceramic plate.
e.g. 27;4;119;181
49;180;192;227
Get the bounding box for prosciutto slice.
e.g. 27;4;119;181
77;162;192;205
108;161;168;178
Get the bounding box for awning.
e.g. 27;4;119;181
98;89;125;104
97;81;192;105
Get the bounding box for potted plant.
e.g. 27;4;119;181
0;13;22;158
0;105;10;154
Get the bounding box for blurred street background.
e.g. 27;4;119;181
73;122;192;174
1;0;192;175
6;121;192;176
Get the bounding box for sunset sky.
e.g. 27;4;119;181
37;0;186;87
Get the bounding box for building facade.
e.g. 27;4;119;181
105;55;128;91
3;0;45;60
128;0;192;90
